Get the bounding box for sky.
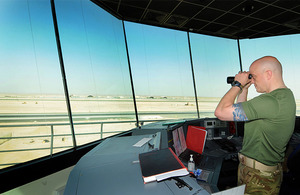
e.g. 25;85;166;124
1;0;300;99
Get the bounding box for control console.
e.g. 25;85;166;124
203;119;229;140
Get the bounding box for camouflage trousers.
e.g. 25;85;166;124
237;162;282;195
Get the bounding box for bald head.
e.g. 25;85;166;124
251;56;282;77
249;56;286;93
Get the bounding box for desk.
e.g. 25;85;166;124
64;133;210;195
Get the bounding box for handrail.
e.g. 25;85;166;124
0;119;166;167
0;111;203;167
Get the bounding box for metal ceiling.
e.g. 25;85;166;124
91;0;300;39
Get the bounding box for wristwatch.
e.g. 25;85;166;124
231;80;243;90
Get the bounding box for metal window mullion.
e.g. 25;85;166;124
236;39;243;137
187;32;200;118
122;20;139;127
237;39;243;72
50;0;76;148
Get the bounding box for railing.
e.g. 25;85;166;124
0;111;203;168
0;112;209;167
0;119;167;167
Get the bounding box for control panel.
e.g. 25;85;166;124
204;119;228;140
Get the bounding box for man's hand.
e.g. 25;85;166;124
236;71;252;103
235;71;252;87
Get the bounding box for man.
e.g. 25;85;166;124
215;56;296;194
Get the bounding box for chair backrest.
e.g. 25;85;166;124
287;143;300;176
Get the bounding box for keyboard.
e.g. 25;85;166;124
213;139;237;153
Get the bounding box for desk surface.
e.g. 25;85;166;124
64;133;211;195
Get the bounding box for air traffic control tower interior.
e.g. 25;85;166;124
1;0;300;194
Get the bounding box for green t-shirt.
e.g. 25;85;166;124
240;88;296;166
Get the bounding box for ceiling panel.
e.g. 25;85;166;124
92;0;300;39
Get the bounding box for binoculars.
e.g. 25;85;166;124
227;74;252;84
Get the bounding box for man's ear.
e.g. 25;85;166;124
266;70;272;80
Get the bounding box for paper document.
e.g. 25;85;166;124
133;138;152;147
156;169;189;182
212;185;245;195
